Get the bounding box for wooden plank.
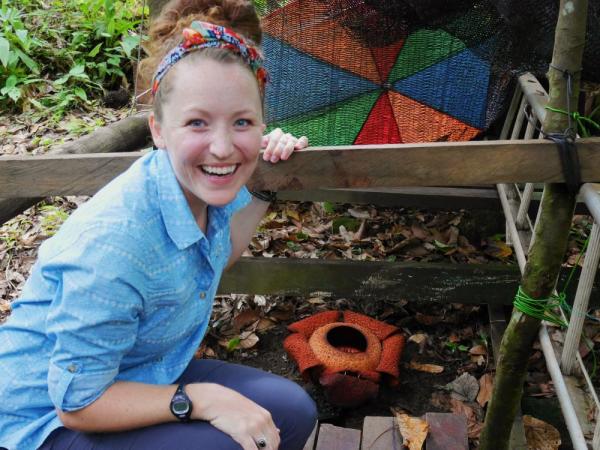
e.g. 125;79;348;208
315;424;360;450
361;416;401;450
278;187;501;210
2;138;600;197
425;413;468;450
220;258;600;306
303;423;318;450
220;258;520;305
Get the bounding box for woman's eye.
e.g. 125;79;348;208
235;119;251;127
188;119;206;127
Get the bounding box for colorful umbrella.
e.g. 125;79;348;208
261;0;497;145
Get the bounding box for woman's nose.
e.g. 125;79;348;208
209;128;234;159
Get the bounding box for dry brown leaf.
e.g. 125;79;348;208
285;209;300;221
256;318;277;333
233;309;261;332
408;333;428;345
410;224;428;240
269;307;294;321
450;398;483;439
446;373;480;402
415;312;443;326
348;208;370;219
392;410;428;450
239;331;260;349
476;373;493;407
471;354;486;366
523;415;561;450
409;361;444;374
469;344;487;355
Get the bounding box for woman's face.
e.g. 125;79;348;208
149;57;265;218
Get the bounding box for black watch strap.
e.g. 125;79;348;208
250;190;277;203
170;383;193;422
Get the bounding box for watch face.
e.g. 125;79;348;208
172;400;190;414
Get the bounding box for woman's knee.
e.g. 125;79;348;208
265;378;317;430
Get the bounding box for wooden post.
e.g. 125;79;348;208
479;1;589;449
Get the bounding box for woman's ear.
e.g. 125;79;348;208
149;112;166;149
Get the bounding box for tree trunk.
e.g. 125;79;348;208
1;113;150;225
479;2;588;449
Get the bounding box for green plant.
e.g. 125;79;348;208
445;341;469;353
0;0;147;116
40;204;69;236
0;1;44;104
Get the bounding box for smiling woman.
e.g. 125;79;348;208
148;57;266;221
0;1;315;449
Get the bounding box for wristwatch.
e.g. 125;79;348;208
170;384;193;422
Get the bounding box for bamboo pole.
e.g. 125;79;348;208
479;1;588;449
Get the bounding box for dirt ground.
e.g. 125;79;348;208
207;295;491;430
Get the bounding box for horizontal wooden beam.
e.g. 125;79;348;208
3;138;600;197
219;258;600;306
278;186;501;210
219;258;517;304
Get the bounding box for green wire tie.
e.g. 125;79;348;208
513;233;592;328
545;106;600;138
513;286;568;327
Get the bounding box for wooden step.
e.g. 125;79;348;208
305;413;468;449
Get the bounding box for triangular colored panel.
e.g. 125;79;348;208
371;41;405;83
267;91;382;146
392;48;490;128
387;29;466;82
263;36;380;123
262;0;382;83
354;93;402;145
388;91;480;143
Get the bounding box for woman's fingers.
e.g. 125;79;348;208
262;128;283;161
262;130;309;163
295;135;309;149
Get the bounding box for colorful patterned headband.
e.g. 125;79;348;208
151;21;269;96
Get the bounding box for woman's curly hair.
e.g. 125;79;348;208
138;0;262;116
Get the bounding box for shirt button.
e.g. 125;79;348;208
67;364;77;373
199;292;206;299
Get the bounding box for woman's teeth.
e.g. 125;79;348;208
201;164;237;176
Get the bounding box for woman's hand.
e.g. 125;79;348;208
189;383;280;450
261;128;308;163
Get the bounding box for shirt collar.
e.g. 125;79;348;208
154;149;204;250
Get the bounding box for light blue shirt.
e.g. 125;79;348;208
0;149;251;450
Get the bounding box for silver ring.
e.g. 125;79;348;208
256;436;267;448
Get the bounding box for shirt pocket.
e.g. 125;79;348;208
138;281;206;352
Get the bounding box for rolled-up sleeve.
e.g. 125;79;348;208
44;229;145;412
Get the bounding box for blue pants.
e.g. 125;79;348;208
40;359;317;450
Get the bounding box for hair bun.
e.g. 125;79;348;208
152;0;262;47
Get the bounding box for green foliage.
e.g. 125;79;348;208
0;0;147;118
39;204;69;236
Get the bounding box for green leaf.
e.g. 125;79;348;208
88;42;103;57
226;337;240;352
54;74;70;85
1;78;21;102
0;36;10;67
73;87;88;101
433;240;454;251
120;34;139;58
322;201;336;214
332;217;360;233
13;48;38;73
3;74;18;89
69;64;86;76
15;29;28;46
